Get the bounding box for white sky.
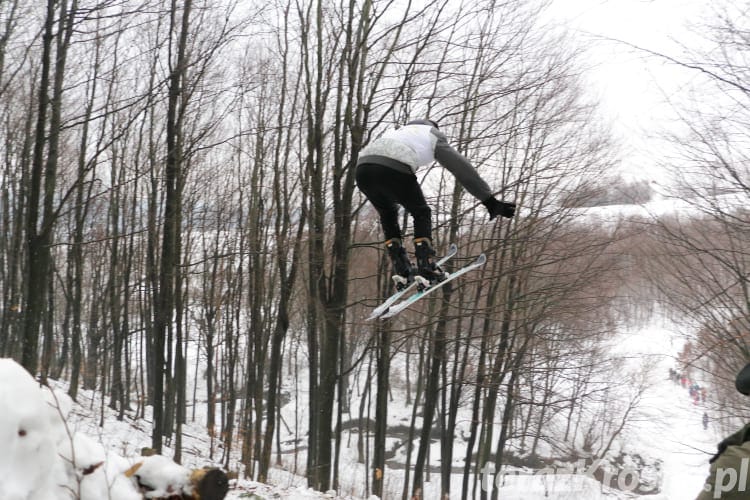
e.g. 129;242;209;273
544;0;711;182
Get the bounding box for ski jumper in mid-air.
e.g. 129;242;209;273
355;118;515;288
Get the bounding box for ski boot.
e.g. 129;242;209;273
386;238;415;291
414;237;447;290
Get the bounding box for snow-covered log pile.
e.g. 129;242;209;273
0;358;228;500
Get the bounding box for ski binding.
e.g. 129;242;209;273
366;243;457;321
378;252;486;319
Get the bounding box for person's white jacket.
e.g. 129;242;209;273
357;119;493;202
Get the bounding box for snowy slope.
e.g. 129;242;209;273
0;315;724;499
0;357;346;500
443;319;718;499
613;322;718;499
453;318;719;499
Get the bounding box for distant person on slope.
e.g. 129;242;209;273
355;119;515;289
696;363;750;499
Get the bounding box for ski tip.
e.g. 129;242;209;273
477;253;487;264
368;313;389;321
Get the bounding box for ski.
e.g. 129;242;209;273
378;252;487;319
366;243;458;321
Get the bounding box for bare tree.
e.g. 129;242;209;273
0;1;648;498
640;0;750;425
23;0;78;375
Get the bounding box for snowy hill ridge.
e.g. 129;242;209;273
572;190;746;221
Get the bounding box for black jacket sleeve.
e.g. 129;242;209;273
432;129;493;202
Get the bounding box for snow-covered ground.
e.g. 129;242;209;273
0;315;726;499
615;321;718;499
435;318;720;499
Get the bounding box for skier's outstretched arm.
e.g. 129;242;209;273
433;130;515;220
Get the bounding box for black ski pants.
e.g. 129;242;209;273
355;163;431;242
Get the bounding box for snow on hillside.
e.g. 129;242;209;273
437;318;720;499
0;357;340;500
612;321;718;499
0;313;725;499
569;189;747;224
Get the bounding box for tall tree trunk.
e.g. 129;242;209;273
412;307;450;499
478;269;519;500
83;265;103;390
489;372;517;500
0;90;32;359
372;324;390;497
152;0;191;452
66;35;100;399
22;0;56;374
259;98;307;479
173;182;186;462
108;154;124;412
39;0;76;380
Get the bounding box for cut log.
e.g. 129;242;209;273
124;456;229;500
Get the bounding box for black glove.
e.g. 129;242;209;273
482;197;516;220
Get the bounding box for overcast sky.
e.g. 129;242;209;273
544;0;711;182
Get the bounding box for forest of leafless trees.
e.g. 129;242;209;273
0;0;748;498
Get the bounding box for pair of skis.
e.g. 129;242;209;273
366;244;487;320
